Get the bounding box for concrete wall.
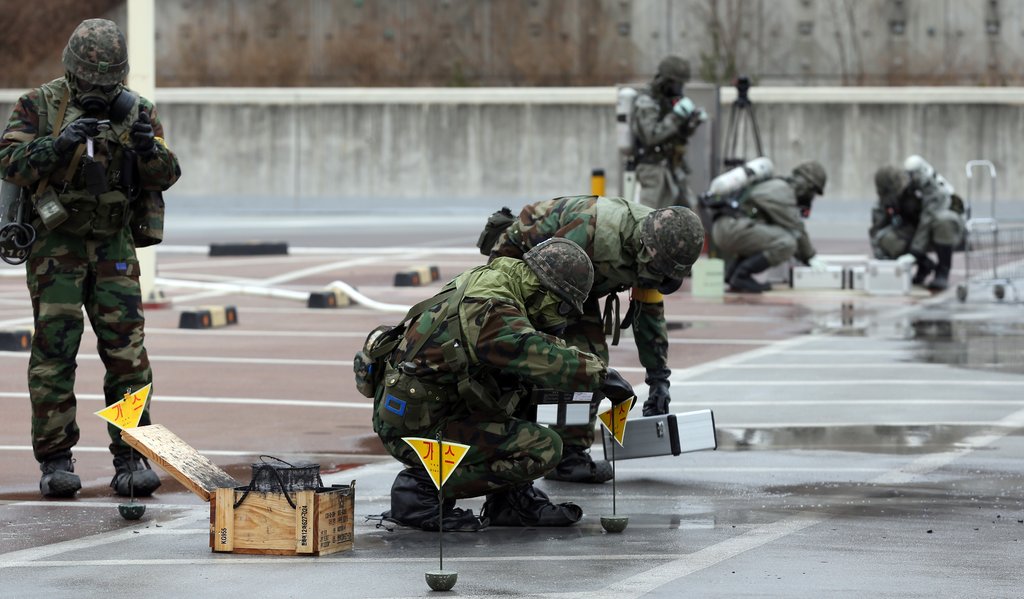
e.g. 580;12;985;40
1;87;1021;212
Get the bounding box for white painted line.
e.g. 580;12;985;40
0;352;346;367
0;392;370;409
671;379;1024;387
0;444;391;460
0;513;199;567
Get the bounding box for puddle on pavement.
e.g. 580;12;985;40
908;312;1024;375
717;424;1014;454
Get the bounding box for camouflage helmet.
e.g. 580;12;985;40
523;237;594;315
792;161;827;194
657;55;691;83
874;165;908;202
62;19;129;86
639;206;705;279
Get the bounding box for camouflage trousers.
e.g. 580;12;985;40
554;293;668;450
25;228;152;463
376;405;562;500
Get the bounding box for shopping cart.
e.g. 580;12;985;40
956;160;1024;302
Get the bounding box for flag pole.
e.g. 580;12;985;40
437;430;444;571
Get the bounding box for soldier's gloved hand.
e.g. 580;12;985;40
54;117;101;156
672;97;696;119
131;111;156;159
642;379;671;416
807;256;829;272
896;253;917;267
600;368;635;406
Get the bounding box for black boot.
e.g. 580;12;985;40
642;367;671;416
927;244;953;291
39;453;81;498
111;453;161;497
383;468;487;532
482;482;582;526
911;252;934;286
543;446;612;483
728;253;772;293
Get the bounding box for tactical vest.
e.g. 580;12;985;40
35;78;139;238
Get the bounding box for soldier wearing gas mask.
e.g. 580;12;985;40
870;157;965;291
0;19;180;499
487;197;705;482
631;55;708;210
368;239;635;530
710;161;827;293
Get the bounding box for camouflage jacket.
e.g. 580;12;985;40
389;257;606;401
492;195;653;298
0;77;180;195
743;178;816;262
630;87;697;167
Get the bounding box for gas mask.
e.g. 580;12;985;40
636;253;690;295
527;289;573;337
656;76;684;102
70;75;124;115
791;176;819;219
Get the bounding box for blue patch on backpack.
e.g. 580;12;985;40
115;262;128;272
384;394;406;416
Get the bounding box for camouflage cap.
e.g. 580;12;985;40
523;237;594;314
62;19;129;86
792;161;827;194
657;55;691;83
874;165;908;202
639;207;705;278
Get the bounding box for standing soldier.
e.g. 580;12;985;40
631;55;708;210
870;157;964;291
710;161;827;293
0;19;181;498
367;239;634;530
488;196;704;482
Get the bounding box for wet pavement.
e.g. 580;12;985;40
1;211;1023;597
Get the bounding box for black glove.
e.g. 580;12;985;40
642;379;671;416
54;117;101;156
131;111;156;158
600;368;634;406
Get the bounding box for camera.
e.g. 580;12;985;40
735;76;751;102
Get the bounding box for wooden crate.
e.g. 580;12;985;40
211;483;355;556
122;424;355;556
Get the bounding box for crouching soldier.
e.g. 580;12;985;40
486;197;705;482
365;238;634;531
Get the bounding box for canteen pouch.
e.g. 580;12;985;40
476;206;515;256
34;187;68;231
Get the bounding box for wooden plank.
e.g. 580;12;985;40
121;424;239;501
213;488;234;552
294;490;315;554
316;483;355;556
231;491;298;552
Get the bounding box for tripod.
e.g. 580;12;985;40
722;76;764;169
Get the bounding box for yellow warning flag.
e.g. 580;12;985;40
94;383;152;431
402;437;471;490
598;397;636;446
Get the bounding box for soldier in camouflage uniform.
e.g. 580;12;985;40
631;56;708;210
0;19;180;498
371;239;634;530
710;161;827;293
870;159;964;291
490;196;705;482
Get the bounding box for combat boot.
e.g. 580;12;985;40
911;252;934;286
110;453;161;497
728;253;772;294
39;454;81;498
543;446;612;483
381;468;487;532
927;244;954;292
481;482;582;527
